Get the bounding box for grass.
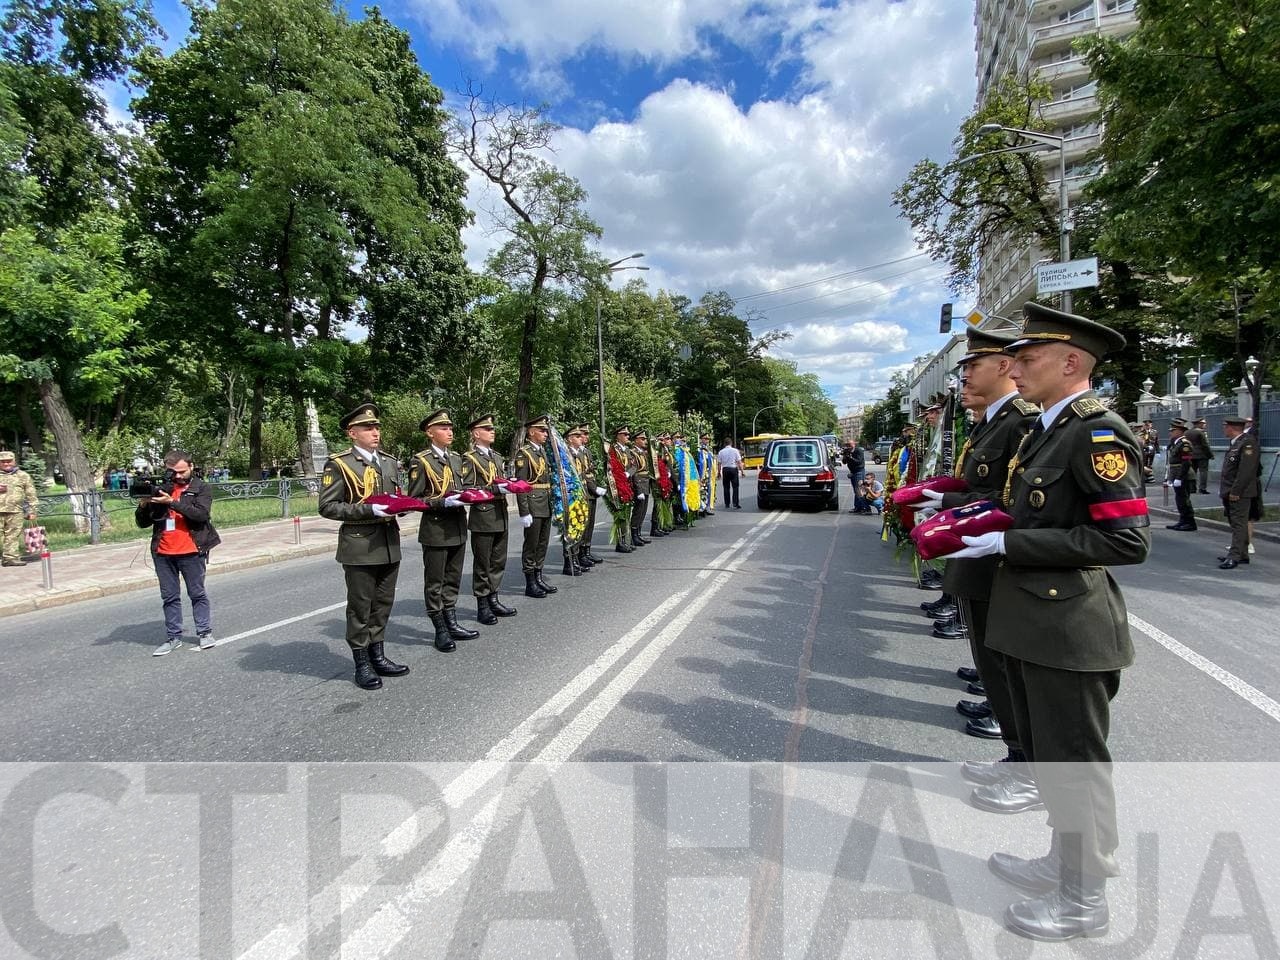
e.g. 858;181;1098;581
34;487;320;552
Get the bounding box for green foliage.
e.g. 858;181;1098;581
603;366;679;436
762;357;838;435
376;391;430;462
860;372;909;447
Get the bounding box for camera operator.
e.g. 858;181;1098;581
135;450;221;656
859;471;885;514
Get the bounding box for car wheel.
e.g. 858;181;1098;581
826;495;839;511
758;495;771;510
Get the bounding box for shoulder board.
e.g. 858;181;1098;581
1070;398;1108;419
1011;399;1040;416
328;448;354;461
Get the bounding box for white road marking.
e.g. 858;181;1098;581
238;509;788;960
211;602;348;647
1129;613;1280;724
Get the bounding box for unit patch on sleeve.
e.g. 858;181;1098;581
1091;450;1129;482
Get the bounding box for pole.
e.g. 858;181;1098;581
1059;143;1072;314
732;390;738;448
596;295;606;441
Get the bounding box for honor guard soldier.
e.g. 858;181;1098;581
318;403;411;689
566;424;601;570
460;414;518;626
933;327;1040;805
407;410;476;652
1218;416;1260;569
514;414;557;597
1165;418;1197;531
629;428;652;548
940;303;1150;941
1187;416;1213;494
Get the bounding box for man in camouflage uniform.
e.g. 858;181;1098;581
514;414;556;598
937;303;1150;942
318;404;411;689
0;451;39;567
629;428;653;548
460;414;518;626
1218;416;1261;569
407;409;475;652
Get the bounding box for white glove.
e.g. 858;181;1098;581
1171;479;1181;488
370;503;391;518
948;532;1006;559
520;514;533;528
637;493;646;501
495;480;509;491
443;495;463;508
595;486;606;496
916;489;945;508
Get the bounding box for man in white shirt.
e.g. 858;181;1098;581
716;439;743;508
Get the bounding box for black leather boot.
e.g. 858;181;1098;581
368;642;409;677
577;548;595;568
587;546;606;562
989;835;1061;895
615;539;633;553
489;596;517;617
970;767;1043;813
352;647;383;689
476;596;498;626
525;571;547;598
535;569;558;593
428;611;456;652
443;608;479;640
1004;867;1109;941
562;553;581;576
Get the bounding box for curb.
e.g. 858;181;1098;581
1147;504;1280;544
0;542;336;619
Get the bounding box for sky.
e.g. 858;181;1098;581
131;0;979;412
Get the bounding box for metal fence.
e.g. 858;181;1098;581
1149;399;1280;449
36;477;322;545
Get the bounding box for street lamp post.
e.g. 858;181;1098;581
974;123;1073;313
732;388;738;448
751;404;780;436
596;253;650;440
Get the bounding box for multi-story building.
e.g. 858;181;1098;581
973;0;1138;316
837;410;864;444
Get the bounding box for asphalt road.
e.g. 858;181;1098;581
2;490;1277;959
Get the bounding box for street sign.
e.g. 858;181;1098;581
1036;257;1100;294
965;308;986;327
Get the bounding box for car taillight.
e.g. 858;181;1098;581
814;470;834;482
759;469;773;481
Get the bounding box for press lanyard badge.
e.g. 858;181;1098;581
165;510;176;532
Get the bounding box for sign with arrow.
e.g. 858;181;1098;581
1036;257;1100;294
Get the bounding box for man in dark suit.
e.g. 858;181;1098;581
461;414;518;626
407;409;474;651
936;303;1150;941
318;403;411;688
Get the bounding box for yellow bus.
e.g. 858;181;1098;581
742;434;786;471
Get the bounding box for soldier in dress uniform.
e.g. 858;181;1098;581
629;428;653;548
1187;416;1213;494
460;414;518;626
652;432;675;537
932;327;1040;807
514;414;557;597
317;403;411;689
574;423;607;566
1218;416;1260;569
1164;418;1197;531
938;303;1150;941
407;410;475;652
610;425;638;551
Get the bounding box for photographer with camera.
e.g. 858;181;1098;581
135;451;221;656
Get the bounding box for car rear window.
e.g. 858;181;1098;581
768;441;822;467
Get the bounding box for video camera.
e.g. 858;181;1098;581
129;468;179;498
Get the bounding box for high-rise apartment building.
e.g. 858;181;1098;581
973;0;1138;316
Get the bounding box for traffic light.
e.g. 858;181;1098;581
939;302;953;334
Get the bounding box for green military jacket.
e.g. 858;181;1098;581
407;445;467;547
1167;435;1194;486
318;447;402;565
940;395;1038;600
572;445;600;498
0;467;39;514
1219;432;1261;498
460;445;509;534
630;444;652;495
986;393;1151;671
513;442;551;519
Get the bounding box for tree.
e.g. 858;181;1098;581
1082;0;1280;420
762;358;838;435
859;373;909;447
450;87;603;447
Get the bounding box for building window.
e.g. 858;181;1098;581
1058;1;1095;24
1104;0;1135;12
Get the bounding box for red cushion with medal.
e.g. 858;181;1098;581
891;476;969;507
457;488;496;504
501;479;533;494
910;500;1014;560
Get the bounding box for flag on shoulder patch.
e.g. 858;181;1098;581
1091;429;1117;444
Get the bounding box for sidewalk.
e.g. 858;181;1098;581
0;514;422;618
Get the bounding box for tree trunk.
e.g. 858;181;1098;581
510;271;547;458
16;384;45;463
38;378;109;532
249;374;266;479
216;371;248;464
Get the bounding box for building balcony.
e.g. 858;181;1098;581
1031;55;1091;86
1038;92;1098;125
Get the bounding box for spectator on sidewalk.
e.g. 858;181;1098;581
841;440;867;513
717;439;743;508
136;451;221;655
0;451;39;567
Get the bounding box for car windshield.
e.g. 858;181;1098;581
768;441;822;467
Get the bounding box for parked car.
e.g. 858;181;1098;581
872;439;893;464
757;436;839;510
